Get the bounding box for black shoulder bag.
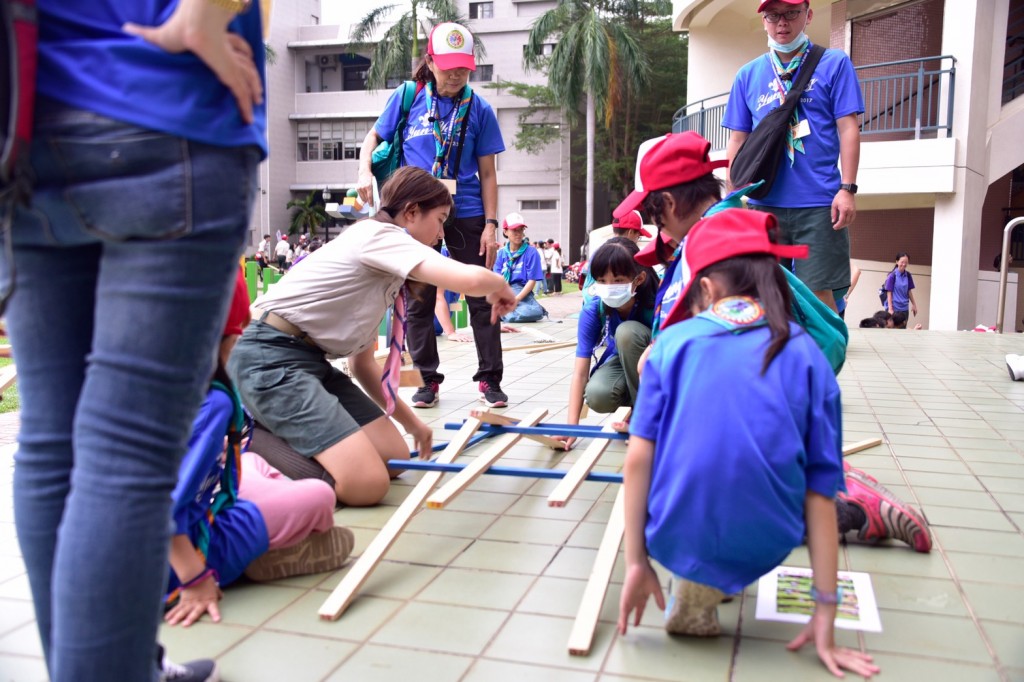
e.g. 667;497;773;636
729;44;825;200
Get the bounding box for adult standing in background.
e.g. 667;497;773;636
723;0;863;312
0;0;266;679
357;22;508;409
884;252;917;326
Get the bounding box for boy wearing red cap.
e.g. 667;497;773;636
618;209;880;678
723;0;863;312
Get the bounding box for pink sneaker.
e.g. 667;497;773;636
839;470;932;553
843;460;878;483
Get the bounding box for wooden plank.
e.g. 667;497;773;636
525;341;579;354
568;487;625;656
501;340;574;353
426;409;548;509
842;437;883;457
547;406;631;508
469;409;567;450
317;418;483;621
0;365;15;398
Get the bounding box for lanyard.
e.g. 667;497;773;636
424;82;471;179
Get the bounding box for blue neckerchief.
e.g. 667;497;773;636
500;243;529;282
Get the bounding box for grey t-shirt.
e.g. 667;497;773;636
254;219;446;357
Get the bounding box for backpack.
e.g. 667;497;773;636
784;268;848;375
0;0;38;205
370;81;421;186
729;45;825;200
878;268;895;306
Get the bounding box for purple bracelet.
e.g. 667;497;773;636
180;567;219;590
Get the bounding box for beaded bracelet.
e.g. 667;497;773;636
180;567;219;590
810;586;843;605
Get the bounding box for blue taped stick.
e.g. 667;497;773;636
408;430;495;459
441;421;628;440
388;459;623;483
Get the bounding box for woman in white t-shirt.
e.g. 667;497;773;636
228;167;517;506
549;244;564;294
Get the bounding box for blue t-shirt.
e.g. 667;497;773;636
576;297;654;367
169;388;268;595
37;1;268;157
630;312;844;594
884;269;915;312
375;85;505;217
493;245;545;285
723;47;863;208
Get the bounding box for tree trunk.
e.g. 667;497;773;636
586;90;595;236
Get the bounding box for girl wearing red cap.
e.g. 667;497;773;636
619;208;880;678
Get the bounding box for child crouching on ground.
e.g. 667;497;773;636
618;209;879;678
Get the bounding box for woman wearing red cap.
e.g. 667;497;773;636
618;209;881;679
357;21;510;410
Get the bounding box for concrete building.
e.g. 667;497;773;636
253;0;585;259
672;0;1024;331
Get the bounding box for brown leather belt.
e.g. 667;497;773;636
252;307;318;348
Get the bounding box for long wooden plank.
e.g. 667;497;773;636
568;487;625;656
842;437;883;457
318;418;483;620
426;409;548;509
525;341;578;355
547;406;631;508
469;409;567;450
501;340;574;353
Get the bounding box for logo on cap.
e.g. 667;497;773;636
446;30;466;50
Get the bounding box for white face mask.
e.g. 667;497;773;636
768;31;808;54
592;283;634;308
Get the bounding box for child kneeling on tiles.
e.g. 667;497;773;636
617;209;879;678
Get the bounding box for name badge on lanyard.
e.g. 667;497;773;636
441;179;457;195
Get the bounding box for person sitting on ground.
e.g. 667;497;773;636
492;212;547;323
228;167;517;506
618;209;884;677
556;238;658;450
165;269;354;628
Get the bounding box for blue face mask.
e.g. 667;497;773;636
768;31;808;54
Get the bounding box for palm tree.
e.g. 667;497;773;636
525;0;650;235
286;191;329;237
351;1;484;90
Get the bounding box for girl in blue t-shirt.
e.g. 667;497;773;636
492;213;546;322
619;209;880;679
556;238;658;449
883;252;917;325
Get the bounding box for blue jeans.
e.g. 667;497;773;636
0;100;258;681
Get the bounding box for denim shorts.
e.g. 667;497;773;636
228;321;384;457
752;205;851;292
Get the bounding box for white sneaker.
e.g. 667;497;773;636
1007;354;1024;381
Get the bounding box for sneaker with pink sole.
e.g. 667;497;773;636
839;470;932;553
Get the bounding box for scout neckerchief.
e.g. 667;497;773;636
767;41;810;166
500;242;529;282
696;296;768;333
424;81;473;179
380;285;408;416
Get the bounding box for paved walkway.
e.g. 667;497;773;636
1;311;1023;681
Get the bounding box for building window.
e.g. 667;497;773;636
297;120;373;161
343;65;369;91
523;43;556;58
520;199;557;211
470;65;494;82
469;2;494;19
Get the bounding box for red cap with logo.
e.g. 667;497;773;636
428;22;476;71
613;132;728;219
660;208;808;328
756;0;806;13
612;210;652;238
502;212;527;231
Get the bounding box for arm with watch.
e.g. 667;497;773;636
831;113;861;230
479;154;500;270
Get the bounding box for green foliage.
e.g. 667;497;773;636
484;81;562;154
351;0;484;91
286;191;329;237
264;43;277;66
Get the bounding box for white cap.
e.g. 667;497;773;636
502;212;527;230
428;22;476;71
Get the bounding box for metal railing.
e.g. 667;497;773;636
672;55;957;150
997;216;1024;333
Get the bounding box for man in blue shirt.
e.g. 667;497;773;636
723;0;863;313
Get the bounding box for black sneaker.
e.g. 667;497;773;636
158;645;219;682
411;381;440;408
478;380;508;408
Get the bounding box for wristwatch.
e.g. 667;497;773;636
485;218;499;227
208;0;251;12
839;183;858;194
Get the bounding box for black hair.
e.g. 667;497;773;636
859;317;884;328
680;239;793;373
377;166;454;223
641;175;723;265
589;237;659;314
872;310;892;324
892;310;909;328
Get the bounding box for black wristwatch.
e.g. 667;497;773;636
839;183;858;194
485;218;499;226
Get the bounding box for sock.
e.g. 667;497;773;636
836;499;866;534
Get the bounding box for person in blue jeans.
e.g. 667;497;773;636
0;1;266;680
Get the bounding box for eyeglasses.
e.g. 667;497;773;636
762;9;804;23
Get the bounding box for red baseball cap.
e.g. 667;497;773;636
613;132;728;219
612;210;652;238
502;212;527;230
757;0;806;12
660;208;808;328
223;267;251;337
428;22;476;72
634;232;674;267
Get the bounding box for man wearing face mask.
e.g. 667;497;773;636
723;0;863;314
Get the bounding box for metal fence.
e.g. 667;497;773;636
672;55;957;150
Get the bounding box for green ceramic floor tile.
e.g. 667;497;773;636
444;490;520;515
481;515;578;545
946;551;1024;585
0;575;31;601
505;495;594;522
604;625;734;681
324;644;473;682
0;654;48;682
371;601;508;656
960;581;1024;623
213;582;305;627
405;509;498;539
925;506;1018;532
933;527;1024;557
992;491;1024;512
730;635;851;682
317;561;441;600
862;610;992;664
264;591;402;641
386;532;473;566
566;522;606;549
844;545;951;578
463;659;597;682
0;598;34;638
905;470;985;491
416;567;534;610
451;539;559;574
735;597;858;647
866;653;1000;681
216;630;356;682
898;457;975;475
0;623;42;657
517;576;587;618
870;573;968;616
913;487;1001;511
972;462;1024;479
485;612;613;671
545;547;600;580
157;621;253;661
981;620;1024;668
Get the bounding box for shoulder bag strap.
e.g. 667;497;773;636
396;80;418;167
782;44;825;110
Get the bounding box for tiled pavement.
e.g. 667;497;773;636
1;295;1023;681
